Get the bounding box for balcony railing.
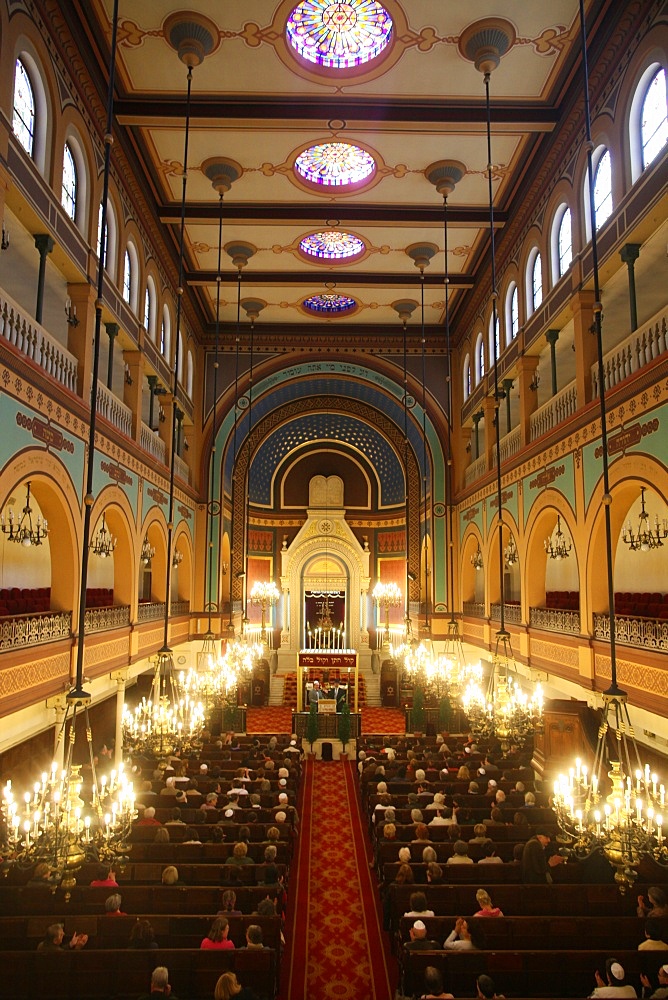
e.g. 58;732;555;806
490;603;521;624
140;422;166;465
529;606;580;634
0;610;72;650
462;601;485;618
174;454;189;483
96;381;132;438
594;613;668;652
137;601;166;622
464;454;487;487
592;307;667;396
84;605;131;633
170;601;190;617
0;287;77;393
529;383;578;442
492;427;521;467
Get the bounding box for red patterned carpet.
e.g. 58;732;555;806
361;706;406;733
282;759;396;1000
245;706;294;733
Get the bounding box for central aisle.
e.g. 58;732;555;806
282;758;395;1000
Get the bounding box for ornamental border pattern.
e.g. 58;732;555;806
0;651;69;699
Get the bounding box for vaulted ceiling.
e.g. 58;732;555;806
75;0;612;348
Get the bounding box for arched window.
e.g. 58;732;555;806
177;331;184;383
186;350;194;398
61;143;77;221
145;276;157;340
507;283;519;341
144;287;151;332
557;207;572;277
97;199;117;278
475;334;485;383
161;305;171;359
13;58;35;157
640;67;667;170
97;203;106;262
527;251;543;315
463;356;472;400
593;149;612;230
489;312;500;365
123;250;132;304
160;318;167;356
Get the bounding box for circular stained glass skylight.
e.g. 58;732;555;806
303;292;357;315
286;1;393;69
295;141;376;188
300;231;365;260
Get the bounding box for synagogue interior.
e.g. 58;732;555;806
0;1;667;998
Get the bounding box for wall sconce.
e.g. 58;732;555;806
65;297;79;327
1;223;9;251
221;562;229;576
529;370;541;392
158;405;166;423
124;364;133;385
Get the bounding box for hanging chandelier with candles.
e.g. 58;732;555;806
140;534;155;566
471;544;483;571
250;580;280;643
621;487;667;552
373;580;402;647
90;513;117;558
1;481;49;547
544;515;572;560
122;652;205;757
504;533;519;567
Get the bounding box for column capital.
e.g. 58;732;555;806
105;321;120;340
34;233;55;256
501;378;514;392
619;242;641;265
471;409;484;425
545;328;560;347
110;668;129;685
147;374;159;390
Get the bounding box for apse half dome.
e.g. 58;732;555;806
300;231;365;261
303;292;357;315
295;141;376;188
286;1;393;69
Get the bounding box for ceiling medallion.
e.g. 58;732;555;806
303;292;357;315
295;141;376;188
300;230;365;260
286;1;393;69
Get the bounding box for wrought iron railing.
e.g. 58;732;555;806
137;602;166;622
0;287;77;392
490;603;521;624
170;601;190;617
594;613;668;652
462;601;485;618
0;611;72;650
84;605;131;633
530;606;580;634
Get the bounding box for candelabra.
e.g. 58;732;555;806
544;515;572;560
249;581;279;643
90;513;117;558
122;653;204;757
504;533;519;567
373;581;402;647
621;487;667;552
1;481;48;547
140;534;155;566
471;544;483;571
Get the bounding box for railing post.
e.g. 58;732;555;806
572;289;598;407
123;349;145;444
517;354;540;444
67;282;97;399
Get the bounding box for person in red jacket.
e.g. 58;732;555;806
200;916;235;950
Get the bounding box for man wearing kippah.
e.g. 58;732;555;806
590;959;637;997
641;965;668;998
405;919;440;952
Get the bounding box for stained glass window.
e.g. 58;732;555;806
62;143;77;221
123;250;132;304
295;141;375;187
509;284;519;340
300;231;365;260
641;68;667;170
532;252;543;312
593;149;612;230
286;1;393;69
303;292;356;314
558;207;572;276
13;59;35;156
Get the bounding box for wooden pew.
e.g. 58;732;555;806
0;947;276;1000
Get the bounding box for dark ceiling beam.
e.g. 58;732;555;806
198;324;454;346
186;270;474;288
161;203;506;226
116;97;559;128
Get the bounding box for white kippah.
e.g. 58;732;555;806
278;793;288;802
275;811;286;822
290;740;296;746
610;963;624;981
661;965;668;975
413;920;426;931
224;808;234;818
279;778;287;786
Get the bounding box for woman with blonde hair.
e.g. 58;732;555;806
214;970;258;1000
161;865;182;885
474;888;504;917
